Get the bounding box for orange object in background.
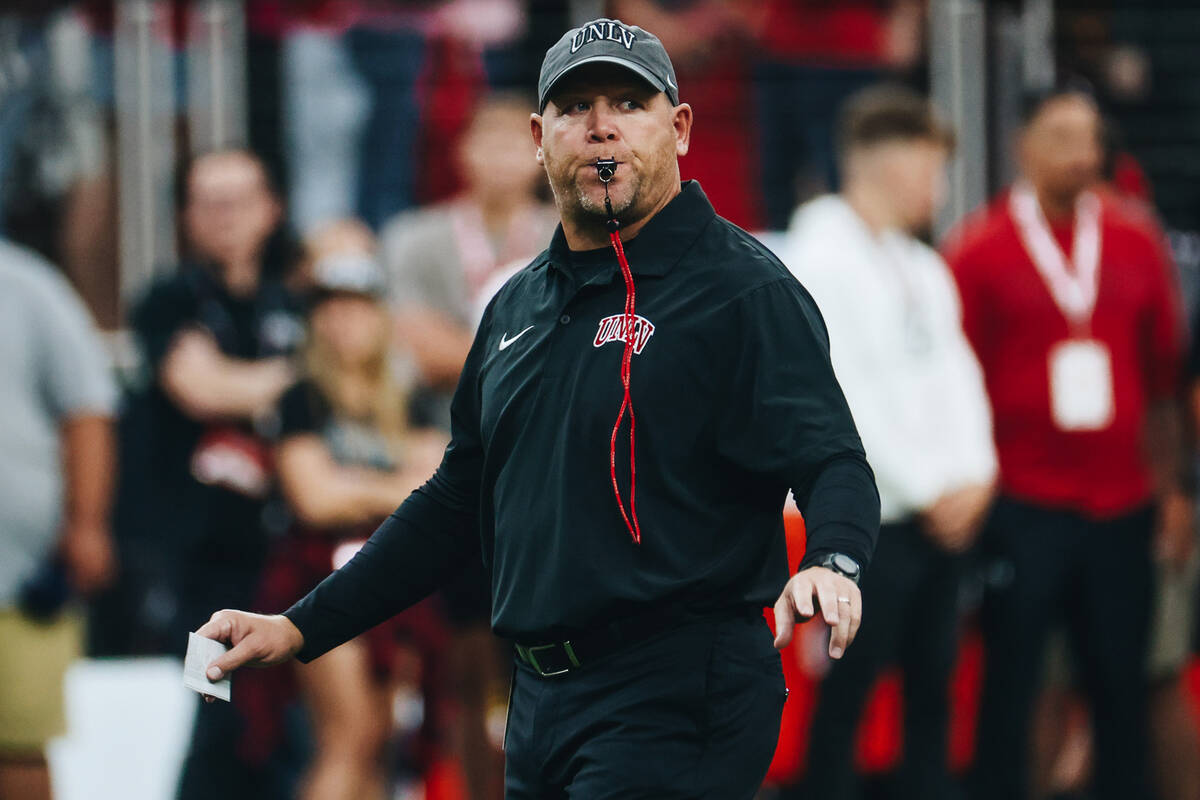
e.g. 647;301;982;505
763;506;814;783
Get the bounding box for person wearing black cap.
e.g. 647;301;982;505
193;19;880;798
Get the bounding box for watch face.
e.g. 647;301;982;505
832;553;861;577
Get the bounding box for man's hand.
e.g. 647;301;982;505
59;520;116;595
1156;489;1196;570
921;483;994;553
772;566;862;659
195;610;305;701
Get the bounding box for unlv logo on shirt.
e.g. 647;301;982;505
594;314;655;355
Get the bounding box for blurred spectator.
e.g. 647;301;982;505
381;91;557;431
1028;137;1200;800
0;10;52;237
120;148;304;800
411;0;532;206
610;0;764;229
1054;3;1200;229
481;0;569;90
749;0;924;229
943;86;1190;800
278;2;371;235
256;220;446;800
0;7;116;327
279;0;529;233
0;236;116;800
783;86;996;800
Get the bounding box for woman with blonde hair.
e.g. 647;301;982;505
257;220;445;800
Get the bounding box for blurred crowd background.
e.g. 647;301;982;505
3;1;1200;800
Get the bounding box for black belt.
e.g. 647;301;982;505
513;604;752;678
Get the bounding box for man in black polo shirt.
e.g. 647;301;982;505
195;19;879;798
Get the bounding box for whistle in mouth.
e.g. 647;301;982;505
595;159;618;183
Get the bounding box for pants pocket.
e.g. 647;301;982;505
696;617;787;799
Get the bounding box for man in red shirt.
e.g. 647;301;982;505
943;87;1191;800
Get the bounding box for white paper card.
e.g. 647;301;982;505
1049;339;1114;431
183;632;232;701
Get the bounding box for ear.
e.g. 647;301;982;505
531;113;545;165
673;103;694;158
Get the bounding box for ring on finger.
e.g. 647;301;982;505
837;596;851;604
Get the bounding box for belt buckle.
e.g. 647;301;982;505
519;641;581;677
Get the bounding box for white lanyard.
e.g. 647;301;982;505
1009;181;1102;329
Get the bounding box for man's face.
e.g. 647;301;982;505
1019;95;1103;204
531;64;691;229
874;139;949;233
184;152;281;267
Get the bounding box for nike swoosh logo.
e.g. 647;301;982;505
498;325;535;351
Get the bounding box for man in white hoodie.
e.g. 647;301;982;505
783;85;997;799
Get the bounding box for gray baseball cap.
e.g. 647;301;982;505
537;18;679;112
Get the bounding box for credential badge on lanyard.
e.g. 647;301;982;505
1010;182;1113;432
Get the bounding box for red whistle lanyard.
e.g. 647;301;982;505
604;183;642;545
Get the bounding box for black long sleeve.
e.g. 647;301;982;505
283;489;479;662
794;453;881;573
710;275;880;576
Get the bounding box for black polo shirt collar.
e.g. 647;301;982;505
540;180;716;280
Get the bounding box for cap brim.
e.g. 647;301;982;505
540;55;668;110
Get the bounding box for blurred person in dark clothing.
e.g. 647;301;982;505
783;86;996;800
122;148;304;800
130;149;304;645
943;87;1190;800
0;236;116;800
257;220;446;800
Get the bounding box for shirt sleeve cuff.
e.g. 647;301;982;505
282;596;326;664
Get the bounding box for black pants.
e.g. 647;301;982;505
970;497;1154;800
504;612;787;799
798;520;964;800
